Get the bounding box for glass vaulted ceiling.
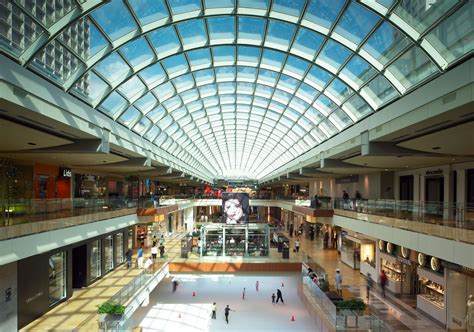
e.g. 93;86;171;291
1;0;472;180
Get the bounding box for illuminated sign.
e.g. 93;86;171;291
59;167;72;178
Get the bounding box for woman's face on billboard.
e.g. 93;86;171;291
224;198;243;223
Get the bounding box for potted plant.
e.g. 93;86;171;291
97;300;126;322
336;298;366;313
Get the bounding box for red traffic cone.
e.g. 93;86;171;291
192;291;196;297
179;312;182;318
291;315;295;321
282;282;285;287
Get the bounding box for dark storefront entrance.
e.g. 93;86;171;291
72;245;87;289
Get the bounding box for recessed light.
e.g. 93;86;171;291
432;147;441;150
385;169;389;171
102;160;107;163
405;165;409;168
27;142;36;146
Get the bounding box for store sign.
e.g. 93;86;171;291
397;257;412;265
426;169;443;176
335;175;359;184
59;167;72;178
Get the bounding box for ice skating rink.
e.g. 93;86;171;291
126;272;315;332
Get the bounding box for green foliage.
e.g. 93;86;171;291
97;300;126;315
336;298;366;311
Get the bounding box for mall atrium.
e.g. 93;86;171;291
0;0;473;331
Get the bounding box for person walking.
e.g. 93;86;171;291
380;270;388;298
137;246;144;269
295;238;300;253
151;245;158;261
125;248;132;269
271;293;276;304
159;243;165;258
366;273;373;300
144;256;153;273
242;287;246;300
152;234;158;247
256;280;259;292
224;305;233;324
335;269;343;295
172;280;179;293
211;302;217;319
197;237;202;255
276;289;284;303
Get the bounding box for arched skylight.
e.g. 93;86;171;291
0;0;471;180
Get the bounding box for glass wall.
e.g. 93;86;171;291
201;224;269;257
49;251;66;306
116;233;124;264
104;235;114;272
128;228;133;249
90;239;101;282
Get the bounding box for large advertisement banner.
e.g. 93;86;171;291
222;192;249;224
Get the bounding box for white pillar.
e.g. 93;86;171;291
456;169;466;205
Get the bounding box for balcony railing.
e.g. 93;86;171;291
333;198;474;230
1;197;138;227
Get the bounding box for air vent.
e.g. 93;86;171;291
350;138;355;144
415;120;451;133
375;125;383;132
17;115;54;129
442;92;456;104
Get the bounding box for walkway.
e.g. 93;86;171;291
21;268;141;331
22;229;445;331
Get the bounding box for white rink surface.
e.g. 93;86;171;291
126;273;315;332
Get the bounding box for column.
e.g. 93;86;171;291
444;168;454;220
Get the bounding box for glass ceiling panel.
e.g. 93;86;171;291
128;0;169;26
334;2;380;47
92;0;137;42
208;17;236;44
177;19;207;50
386;46;438;90
119;37;155;69
392;0;459;35
3;2;469;180
94;52;131;84
303;0;345;33
424;1;473;66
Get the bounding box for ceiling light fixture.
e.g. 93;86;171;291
27;142;36;145
432;147;441;150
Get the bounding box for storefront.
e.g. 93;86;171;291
417;261;446;325
378;240;416;294
16;228;129;329
340;232;361;270
200;224;270;257
74;174;107;198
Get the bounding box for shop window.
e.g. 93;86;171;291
116;233;124;264
49;251;66;306
104;235;114;272
90;239;101;282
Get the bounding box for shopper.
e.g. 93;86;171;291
159;243;165;258
242;287;246;300
137;246;144;269
197;237;202;255
211;302;217;319
224;305;234;324
125;248;132;269
143;256;153;272
151;245;158;261
272;293;276;304
335;269;343;295
380;270;387;298
366;273;373;300
152;234;158;247
295;238;300;253
256;280;259;292
276;289;284;303
172;280;179;293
